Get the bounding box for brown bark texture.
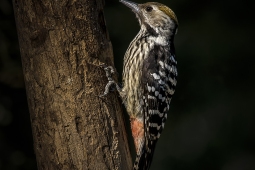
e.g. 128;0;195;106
12;0;132;169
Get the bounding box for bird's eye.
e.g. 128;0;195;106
145;6;153;12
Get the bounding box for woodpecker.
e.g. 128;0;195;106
101;0;178;169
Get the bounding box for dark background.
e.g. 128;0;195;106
0;0;255;169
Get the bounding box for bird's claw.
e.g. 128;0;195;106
99;64;118;97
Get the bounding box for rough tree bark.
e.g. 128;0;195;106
13;0;132;169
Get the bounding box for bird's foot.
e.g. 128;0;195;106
100;64;122;97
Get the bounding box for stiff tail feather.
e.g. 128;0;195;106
133;140;157;170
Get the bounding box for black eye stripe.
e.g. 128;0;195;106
146;6;153;12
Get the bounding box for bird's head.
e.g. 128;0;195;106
120;0;178;37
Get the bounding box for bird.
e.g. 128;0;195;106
101;0;178;169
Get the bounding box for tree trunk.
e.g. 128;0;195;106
12;0;132;169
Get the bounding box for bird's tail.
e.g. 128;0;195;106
133;145;147;170
133;141;156;170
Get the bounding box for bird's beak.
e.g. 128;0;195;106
120;0;140;14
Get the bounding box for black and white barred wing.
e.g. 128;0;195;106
133;68;167;170
139;46;177;169
133;75;167;170
143;70;169;165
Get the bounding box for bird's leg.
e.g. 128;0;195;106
100;65;122;97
